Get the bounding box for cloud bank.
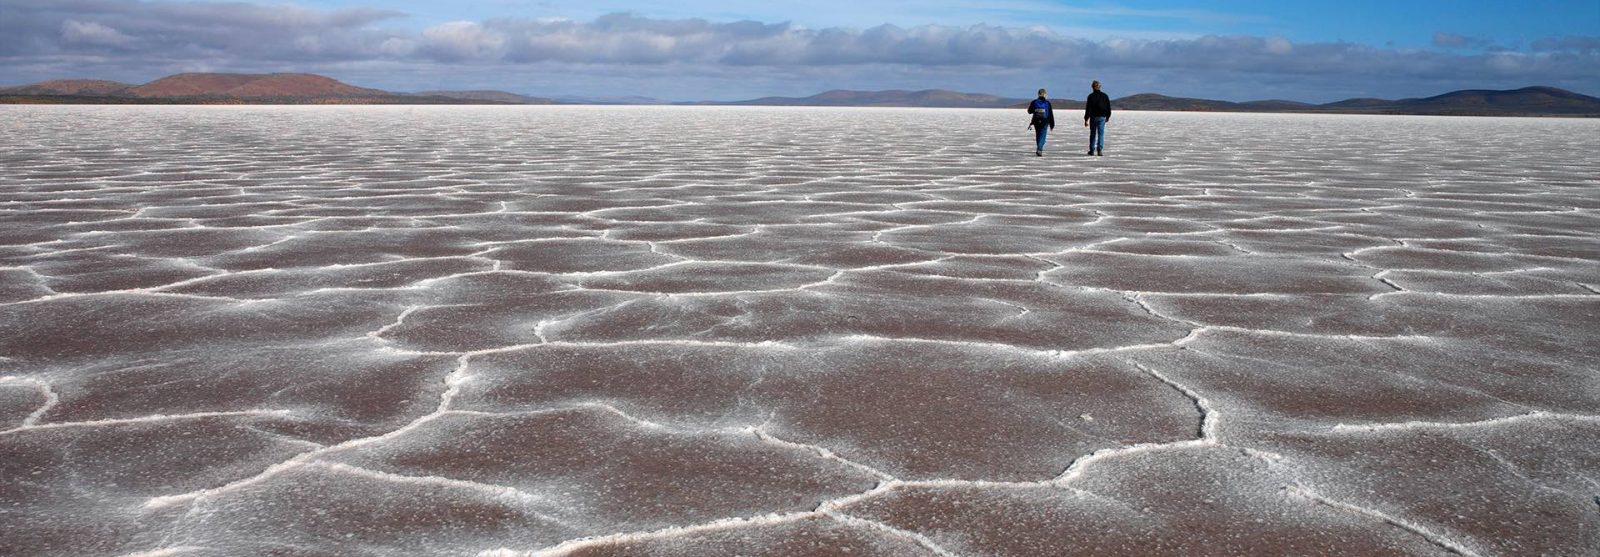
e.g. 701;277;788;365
2;0;1596;100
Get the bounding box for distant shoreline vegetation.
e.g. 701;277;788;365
4;73;1598;117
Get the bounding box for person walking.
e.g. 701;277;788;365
1084;80;1111;156
1027;89;1054;156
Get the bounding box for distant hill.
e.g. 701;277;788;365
695;89;1031;108
124;73;390;99
1320;97;1392;109
411;90;560;104
1238;100;1318;111
554;95;667;105
1378;86;1600;116
1107;87;1600;116
0;73;515;104
1103;94;1315;112
714;86;1600;117
0;79;135;96
1112;93;1242;112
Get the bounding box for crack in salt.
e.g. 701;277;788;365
1205;326;1433;343
384;339;796;358
310;461;568;523
236;235;296;253
750;427;897;482
1371;292;1598;300
457;403;896;484
1130;362;1216;440
366;305;431;344
835;334;1185;358
489;511;814;557
1338;251;1408;298
821;510;964;556
140;334;806;511
1022;254;1064;283
0;376;60;428
0;265;60;295
524;299;652;343
5;288;258;307
568;401;669;430
975;297;1031;319
2;409;294;436
117;547;210;557
532;319;552;344
1470;446;1572;497
1051;361;1219;487
1123;292;1201;328
142;352;480;510
1286;485;1481;556
643;241;687;260
1331;411;1600;433
239;424;325;450
494;483;964;557
651;228;762;244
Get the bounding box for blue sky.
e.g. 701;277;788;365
3;0;1597;101
295;0;1595;48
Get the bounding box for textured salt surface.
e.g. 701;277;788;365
2;106;1598;556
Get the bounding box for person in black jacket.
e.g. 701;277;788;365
1026;88;1054;156
1084;80;1111;156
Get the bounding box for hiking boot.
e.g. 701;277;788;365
1096;149;1103;156
1036;150;1043;157
1086;149;1095;156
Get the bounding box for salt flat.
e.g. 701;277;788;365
1;105;1598;556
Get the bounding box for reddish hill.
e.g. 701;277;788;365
0;72;534;104
0;79;133;96
127;73;391;99
128;73;257;97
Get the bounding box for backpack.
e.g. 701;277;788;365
1030;99;1051;123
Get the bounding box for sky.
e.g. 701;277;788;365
2;0;1597;102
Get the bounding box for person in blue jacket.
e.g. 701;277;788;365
1027;89;1054;156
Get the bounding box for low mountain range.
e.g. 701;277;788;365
3;72;1597;116
411;90;559;104
689;89;1023;109
701;86;1600;116
1104;87;1600;116
553;95;668;105
0;73;537;105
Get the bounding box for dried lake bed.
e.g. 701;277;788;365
2;106;1598;556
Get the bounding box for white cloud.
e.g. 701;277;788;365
1486;52;1528;72
1264;36;1292;55
60;20;136;48
379;38;418;57
422;21;507;60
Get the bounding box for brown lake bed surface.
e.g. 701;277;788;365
2;106;1598;556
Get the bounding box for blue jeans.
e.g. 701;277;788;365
1035;125;1049;151
1088;117;1106;151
